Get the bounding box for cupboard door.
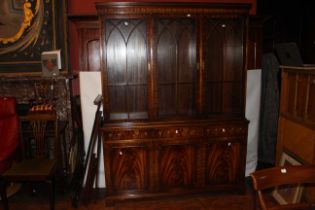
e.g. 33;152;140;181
205;140;241;185
108;146;148;193
159;144;195;190
203;18;245;116
104;19;148;120
155;18;197;118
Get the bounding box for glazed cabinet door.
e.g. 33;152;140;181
203;17;246;117
155;18;197;118
103;19;148;120
205;139;242;186
104;144;149;194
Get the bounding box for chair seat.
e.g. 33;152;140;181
2;159;56;181
251;166;315;210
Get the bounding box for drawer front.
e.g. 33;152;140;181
102;121;248;141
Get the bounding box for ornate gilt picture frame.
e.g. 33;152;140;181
0;0;67;75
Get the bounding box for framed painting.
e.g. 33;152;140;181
0;0;68;75
272;151;304;205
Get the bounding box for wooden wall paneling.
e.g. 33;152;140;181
71;17;101;71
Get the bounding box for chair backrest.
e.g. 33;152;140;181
0;97;19;174
251;166;315;210
0;97;17;118
20;111;58;160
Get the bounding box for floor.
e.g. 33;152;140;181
2;160;278;210
1;178;256;210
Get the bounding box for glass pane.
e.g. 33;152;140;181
105;19;148;120
204;18;244;116
156;19;196;118
222;82;242;114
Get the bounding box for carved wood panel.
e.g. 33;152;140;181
102;122;247;140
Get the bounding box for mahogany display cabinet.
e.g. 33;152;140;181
95;2;250;205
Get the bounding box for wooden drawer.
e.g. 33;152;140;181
102;120;248;141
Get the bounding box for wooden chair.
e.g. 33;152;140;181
0;111;58;210
250;165;315;210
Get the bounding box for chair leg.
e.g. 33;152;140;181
49;177;55;210
0;179;9;210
